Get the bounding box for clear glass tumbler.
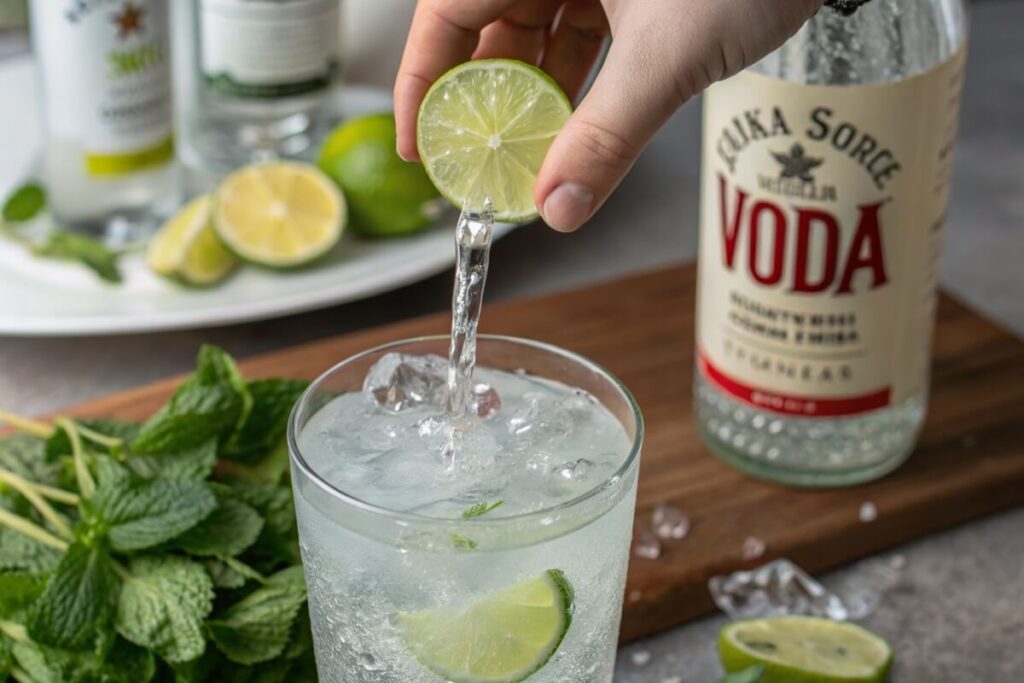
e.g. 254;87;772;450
288;335;643;682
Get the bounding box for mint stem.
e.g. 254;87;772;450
57;417;95;499
0;408;54;439
26;480;79;506
223;556;268;585
0;468;74;540
76;422;124;455
0;620;29;643
10;668;32;683
0;507;68;551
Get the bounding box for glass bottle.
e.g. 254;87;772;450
175;0;342;184
30;0;179;244
694;0;969;486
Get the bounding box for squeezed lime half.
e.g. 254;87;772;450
416;59;572;223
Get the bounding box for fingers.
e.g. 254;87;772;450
473;0;562;64
540;0;609;102
394;0;519;161
535;32;686;232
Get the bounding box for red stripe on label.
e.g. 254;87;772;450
698;353;891;417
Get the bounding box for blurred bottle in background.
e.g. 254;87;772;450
30;0;178;244
0;0;27;33
175;0;341;184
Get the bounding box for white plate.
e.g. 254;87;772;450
0;57;513;336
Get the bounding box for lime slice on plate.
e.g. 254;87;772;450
147;194;237;286
213;161;345;268
318;112;441;237
719;617;893;683
417;59;572;223
394;569;574;683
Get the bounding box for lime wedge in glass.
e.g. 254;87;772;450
146;194;237;287
719;617;893;683
394;569;574;683
416;59;572;223
213;161;346;268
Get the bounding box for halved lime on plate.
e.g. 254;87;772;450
719;616;893;683
394;569;574;682
147;194;237;286
417;59;573;223
213;161;346;268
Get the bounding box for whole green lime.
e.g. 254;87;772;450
317;113;442;237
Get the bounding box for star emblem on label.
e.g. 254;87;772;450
771;143;824;183
112;2;145;40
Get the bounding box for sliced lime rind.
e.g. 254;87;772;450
719;617;893;683
146;194;237;287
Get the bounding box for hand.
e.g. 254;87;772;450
394;0;822;231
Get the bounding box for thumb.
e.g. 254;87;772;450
534;33;686;232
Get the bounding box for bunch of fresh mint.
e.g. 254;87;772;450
0;345;314;681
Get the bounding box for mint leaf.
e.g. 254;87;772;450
0;571;44;618
0;433;63;488
462;500;503;519
720;665;766;683
226;482;299;567
219;439;290;485
2;182;46;222
11;640;67;683
92;475;217;552
132;346;252;455
208;566;307;665
28;542;120;650
170;494;263;558
92;636;157;683
203;558;249;589
0;636;10;677
116;555;214;664
223;379;308;462
34;232;122;283
450;532;478;550
125;440;218;482
0;525;62;574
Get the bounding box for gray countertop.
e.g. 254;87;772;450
1;2;1022;681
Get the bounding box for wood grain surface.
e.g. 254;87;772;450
20;264;1024;643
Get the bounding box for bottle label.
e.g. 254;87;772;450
696;47;967;417
31;0;174;177
199;0;339;100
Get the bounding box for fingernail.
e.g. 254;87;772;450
397;143;412;162
542;183;595;232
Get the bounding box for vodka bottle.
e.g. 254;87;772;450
30;0;178;243
176;0;341;182
694;0;969;487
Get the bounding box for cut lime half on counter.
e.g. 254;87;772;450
394;569;574;682
213;161;345;268
147;194;237;286
719;617;893;683
417;59;572;223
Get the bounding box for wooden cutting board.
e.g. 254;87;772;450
22;264;1024;643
